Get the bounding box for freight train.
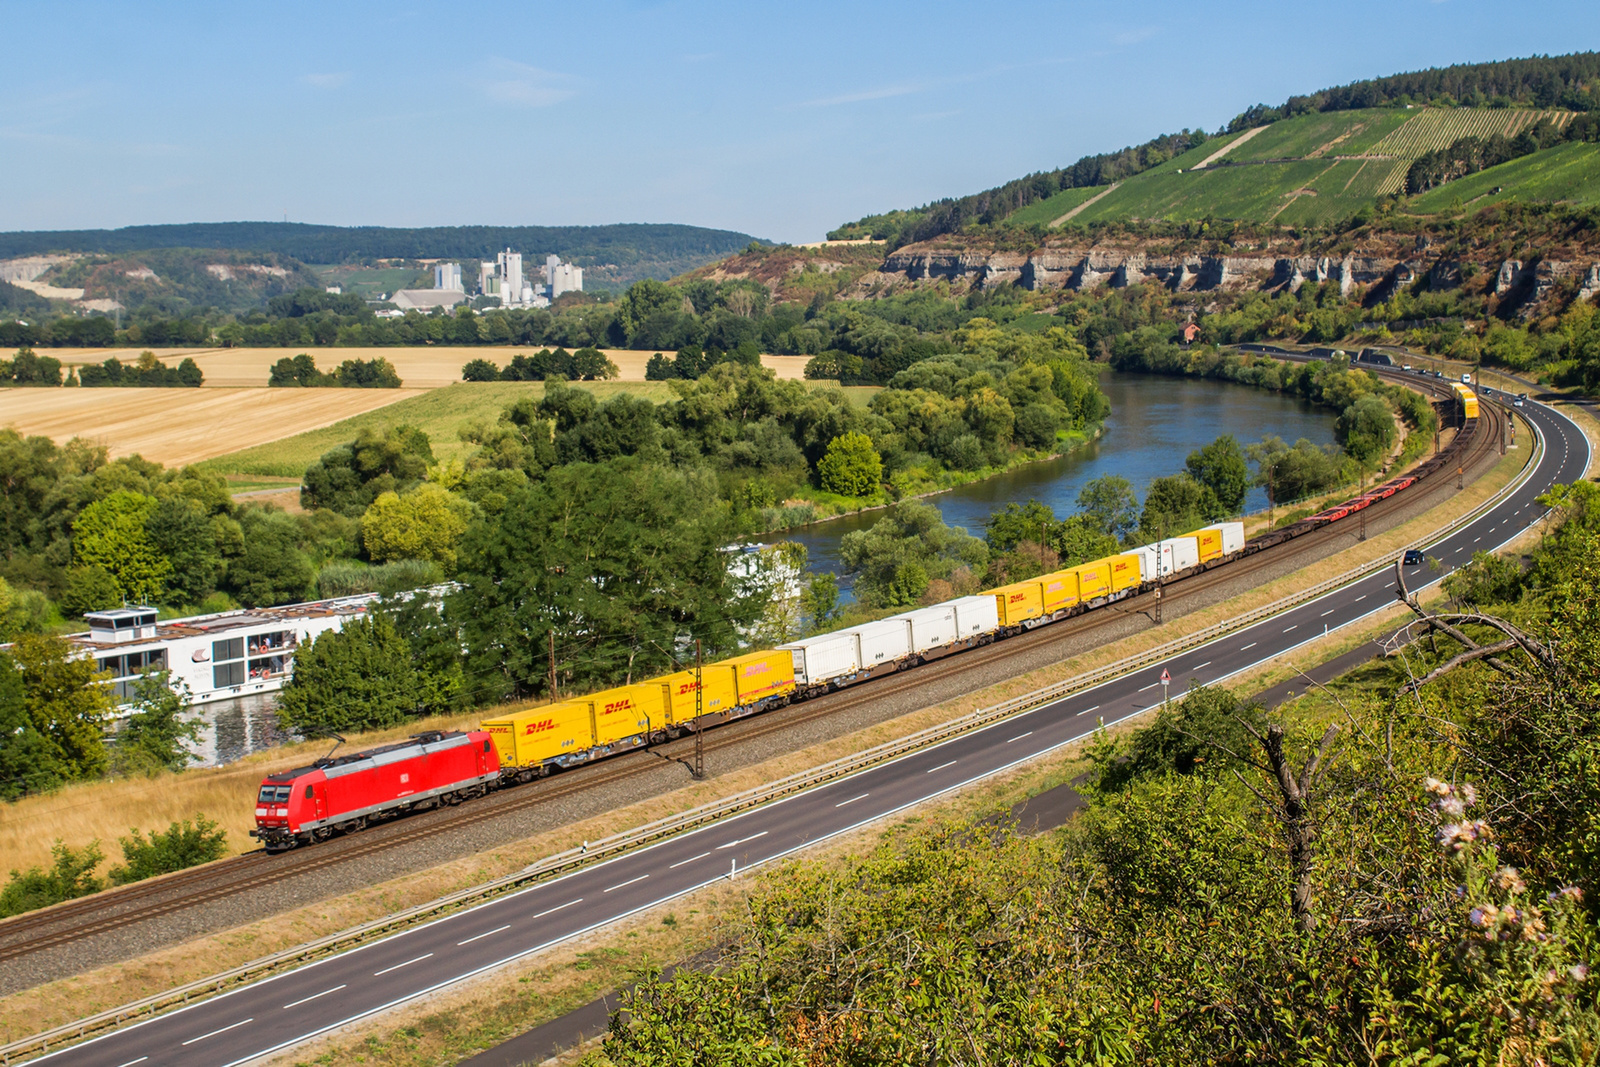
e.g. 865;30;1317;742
252;387;1483;850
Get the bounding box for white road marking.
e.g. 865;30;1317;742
533;898;584;919
1320;608;1336;616
374;953;433;977
603;874;649;894
457;925;510;946
926;759;958;774
182;1018;254;1046
669;852;711;869
1137;682;1158;692
1355;595;1367;602
717;831;768;850
835;793;869;808
1283;625;1297;633
1193;661;1210;670
115;1059;149;1067
283;985;346;1009
1240;642;1257;650
1006;731;1033;743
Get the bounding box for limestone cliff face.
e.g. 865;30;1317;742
868;240;1598;316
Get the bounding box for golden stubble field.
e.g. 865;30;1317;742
48;347;813;388
0;387;426;467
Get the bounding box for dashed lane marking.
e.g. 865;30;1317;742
602;875;649;894
926;759;958;774
457;926;509;947
533;898;583;918
283;985;346;1009
182;1018;254;1046
835;793;869;808
1006;731;1033;743
669;853;711;870
374;954;432;977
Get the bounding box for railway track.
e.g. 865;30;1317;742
0;376;1504;974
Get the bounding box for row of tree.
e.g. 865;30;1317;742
267;354;402;388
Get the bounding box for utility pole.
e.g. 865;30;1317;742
692;639;705;780
1154;552;1164;625
548;632;557;702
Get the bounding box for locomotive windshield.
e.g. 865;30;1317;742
257;785;291;804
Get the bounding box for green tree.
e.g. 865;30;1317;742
816;431;882;497
617;278;684;341
0;651;62;799
72;491;171;604
115;672;201;775
1139;474;1219;542
1185;434;1250;516
1076;474;1139;539
1337;394;1398;467
300;424;435;516
276;615;422;735
145;496;223;605
0;841;104;918
839;502;987;610
228;509;314;607
1051;513;1121;568
109;817;228;885
461;358;500;382
12;634;113;781
984;499;1056;552
453;459;761;702
360;483;474;574
60;564;122;618
801;572;842;634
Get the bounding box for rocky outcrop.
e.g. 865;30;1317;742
870;241;1600;314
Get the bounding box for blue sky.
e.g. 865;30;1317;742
1;1;1596;243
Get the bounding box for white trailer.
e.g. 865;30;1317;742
892;604;959;654
949;594;1000;638
779;632;860;687
1206;522;1246;555
1129;544;1161;583
1160;535;1201;574
852;617;913;667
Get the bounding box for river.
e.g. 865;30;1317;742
784;372;1339;589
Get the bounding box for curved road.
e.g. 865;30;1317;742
32;393;1589;1067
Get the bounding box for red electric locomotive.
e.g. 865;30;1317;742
251;730;500;850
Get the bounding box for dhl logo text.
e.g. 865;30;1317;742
603;699;634;714
742;662;770;676
521;719;557;735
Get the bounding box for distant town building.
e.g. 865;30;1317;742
544;254;583;300
391;288;467;312
324;285;342;295
434;262;463;291
476;248;549;308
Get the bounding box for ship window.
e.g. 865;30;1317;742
213;661;246;688
213;638;244;662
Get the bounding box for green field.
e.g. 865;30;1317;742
1007;186;1103;228
197;381;681;478
309;264;431;299
199;378;869;479
1222;109;1409;162
1406;141;1600;212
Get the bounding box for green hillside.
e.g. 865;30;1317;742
1030;106;1591;229
1406;140;1600;211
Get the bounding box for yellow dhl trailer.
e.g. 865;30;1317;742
482;700;595;771
1186;527;1224;564
1074;559;1113;602
590;684;663;747
1108;553;1142;593
657;665;739;725
723;649;796;706
989;580;1044;626
1038;570;1080;613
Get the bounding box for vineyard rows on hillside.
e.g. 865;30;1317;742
1367;107;1577;157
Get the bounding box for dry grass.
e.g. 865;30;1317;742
46;348;813;389
0;387;424;467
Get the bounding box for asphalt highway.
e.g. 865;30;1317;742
31;393;1589;1067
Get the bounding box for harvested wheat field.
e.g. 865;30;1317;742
49;347;813;388
0;387;423;466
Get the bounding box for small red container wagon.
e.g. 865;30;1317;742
251;730;500;850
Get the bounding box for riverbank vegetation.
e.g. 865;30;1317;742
600;480;1600;1064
